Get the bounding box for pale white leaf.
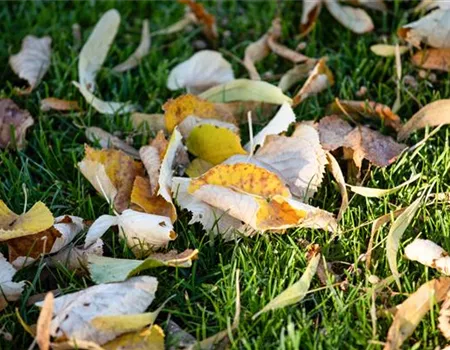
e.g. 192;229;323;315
348;174;421;198
78;160;117;206
167;50;234;94
84;215;118;248
0;253;25;309
49;238;104;271
324;0;374;34
79;9;120;90
158;128;182;204
405;239;450;275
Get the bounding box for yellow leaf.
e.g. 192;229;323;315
0;201;54;241
163;94;235;133
255;195;307;229
103;324;164;350
189;163;290;198
186;125;247;165
130;176;177;222
82;145;144;212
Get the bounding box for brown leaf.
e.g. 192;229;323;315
9;35;52;92
398;99;450;141
0;99;34;150
85;127;140;159
36;292;54;350
130;176;177;222
319;115;406;168
439;293;450;339
328;99;402;131
243;32;270;80
40;98;80;112
412;48;450;71
179;0;217;41
384;278;450;350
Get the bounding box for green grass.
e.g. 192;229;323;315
1;1;450;349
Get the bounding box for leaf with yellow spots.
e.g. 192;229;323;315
186;125;247;165
79;145;145;212
163;94;235;133
130;176;177;222
103;324;164;350
189;163;290;198
0;201;54;241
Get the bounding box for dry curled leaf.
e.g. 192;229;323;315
412;48;450;71
329;99;402;131
9;35;51;92
35;276;158;345
384;278;450;350
0;252;25;311
398;99;450;141
278;60;317;92
398;9;450;49
179;0;217;42
78;9;120;91
292;58;334;107
439;292;450;340
300;0;322;35
348;173;421;198
113;19;151;73
326;152;348;221
0;99;34;150
40;98;80;112
78;145;144;212
85;127;139;159
167;50;234;94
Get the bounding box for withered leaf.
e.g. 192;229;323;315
179;0;217;42
0;99;34;150
85;127;139;159
40;98;80;112
412;48;450;71
9;35;52;92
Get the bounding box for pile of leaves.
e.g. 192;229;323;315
3;0;450;349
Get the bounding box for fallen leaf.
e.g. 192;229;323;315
328;99;402;131
234;123;327;200
151;13;197;37
36;292;54;350
0;99;34;150
171;177;243;239
398;99;450;141
9;35;51;92
35;276;158;344
199;79;293;105
131;113;165;134
186;124;247;165
398;9;450;49
178;116;239;139
384;277;450;350
348;173;421;198
179;0;217;42
0;200;54;241
78;9;120;90
278;60;317;92
103;324;164;350
292;58;334;107
72;81;136;115
243;29;270;80
353;0;387;11
88;249;198;283
167;50;234;94
185;158;213;178
80;145;144;212
40;98;80;112
113;19;151;73
163;94;235;133
165;320;197;349
130;176;176;222
319;115;406;168
324;0;374;34
386;194;425;288
0;252;25;311
8;215;84;265
245;102;295;152
85;127;139;159
326;152;348;220
405;239;450;275
412;48;450;71
370;44;408;57
48;238;104;271
253;253;320;318
300;0;322;35
439;293;450;340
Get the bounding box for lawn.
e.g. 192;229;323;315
1;0;450;349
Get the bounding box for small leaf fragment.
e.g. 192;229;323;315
348;173;421;198
0;99;34;150
40;98;80;112
370;44;408;57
